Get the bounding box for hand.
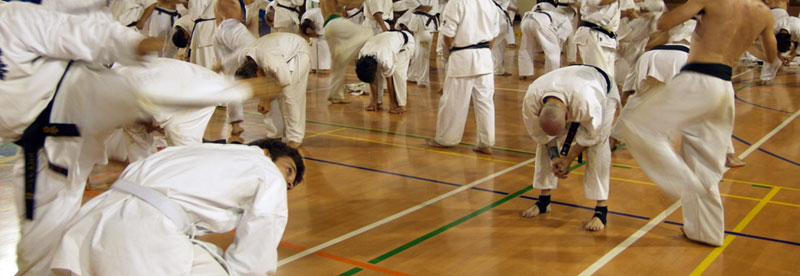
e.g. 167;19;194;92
257;97;271;114
136;37;164;59
551;157;572;179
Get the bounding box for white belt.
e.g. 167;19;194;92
111;179;193;235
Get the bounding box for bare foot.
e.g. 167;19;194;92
230;123;244;136
419;83;428;88
389;106;406;114
755;79;772;86
519;76;528;80
365;103;383;111
472;146;492;154
228;135;244;144
330;100;350;104
610;137;621;151
725;153;746;168
495;72;512;76
287;141;301;149
437;88;443;95
521;204;551;218
425;138;452;148
584;217;605;231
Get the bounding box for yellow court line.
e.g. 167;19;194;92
690;187;782;276
305;128;348;139
320;132;530;167
720;193;762;202
0;164;12;168
0;156;17;163
611;161;800;192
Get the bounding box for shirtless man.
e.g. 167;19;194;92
614;0;777;246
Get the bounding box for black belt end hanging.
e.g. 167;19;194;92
560;122;580;156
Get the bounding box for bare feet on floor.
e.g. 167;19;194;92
521;203;550;218
425;138;452;148
287;141;301;149
725;153;746;168
329;100;350;104
389;106;406;114
495;72;512;77
584;217;605;231
519;76;528;80
365;103;383;111
472;146;492;154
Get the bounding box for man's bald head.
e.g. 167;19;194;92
539;97;567;136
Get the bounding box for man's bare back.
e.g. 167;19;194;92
657;0;777;66
321;0;365;18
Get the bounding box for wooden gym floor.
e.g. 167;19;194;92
2;38;799;275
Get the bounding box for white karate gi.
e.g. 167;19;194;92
363;0;394;34
505;0;518;44
52;144;289;276
359;30;416;107
406;0;439;86
0;4;147;274
615;62;733;246
323;17;375;102
214;18;259;130
345;7;366;24
614;0;665;84
185;0;218;68
491;0;512;75
772;7;789;21
433;0;500;147
273;0;303;33
110;0;157;29
760;16;800;82
143;5;182;57
241;33;311;144
522;66;619;200
571;0;632;80
302;8;332;71
518;6;575;77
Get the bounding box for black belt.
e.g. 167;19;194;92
570;64;612;94
537;0;557;7
534;10;552;23
154;7;181;26
388;30;410;46
413;10;439;29
277;3;300;14
13;60;80;220
580;20;616;39
650;44;690;53
450;41;490;52
126;21;138;28
492;1;512;25
347;8;363;18
680;63;732;81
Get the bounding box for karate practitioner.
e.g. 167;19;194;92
491;0;513;76
614;0;665;85
323;11;375;104
426;0;500;154
52;139;304;276
273;0;304;33
757;15;800;86
0;3;166;273
518;2;575;79
615;0;777;246
521;65;619;231
301;7;332;73
178;0;217;68
355;29;416;114
363;0;394;34
141;0;184;58
110;0;158;30
571;0;633;80
238;32;311;148
406;0;438;88
506;0;519;46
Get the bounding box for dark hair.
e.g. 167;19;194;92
776;31;792;53
248;138;305;186
355;56;379;83
300;19;315;36
172;28;189;48
235;56;260;79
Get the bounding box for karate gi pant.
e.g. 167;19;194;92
190;45;217;69
519;16;562;78
13;64;146;275
615;38;648;85
323;19;374;102
532;139;611;200
227;102;245;124
51;191;228;275
573;27;616;80
408;30;433;86
759;58;781;82
492;22;511;75
615;71;731;246
433;73;495;147
263;53;310;144
310;37;331;71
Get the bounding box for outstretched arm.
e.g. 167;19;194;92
657;0;704;31
760;14;779;63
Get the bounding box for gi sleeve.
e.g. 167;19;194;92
224;164;289;276
438;0;461;38
9;4;145;65
573;95;605;147
216;19;258;73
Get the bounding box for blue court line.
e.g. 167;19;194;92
734;92;793;114
303;156;800;248
732;135;800;167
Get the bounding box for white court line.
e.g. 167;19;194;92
277;157;537;266
732;68;754;80
579;105;800;275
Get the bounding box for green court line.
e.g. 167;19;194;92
338;161;587;276
752;184;771;189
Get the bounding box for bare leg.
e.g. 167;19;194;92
365;80;382;111
387;76;406;114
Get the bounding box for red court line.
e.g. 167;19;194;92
279;241;412;276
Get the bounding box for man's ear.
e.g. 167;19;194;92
263;149;272;158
